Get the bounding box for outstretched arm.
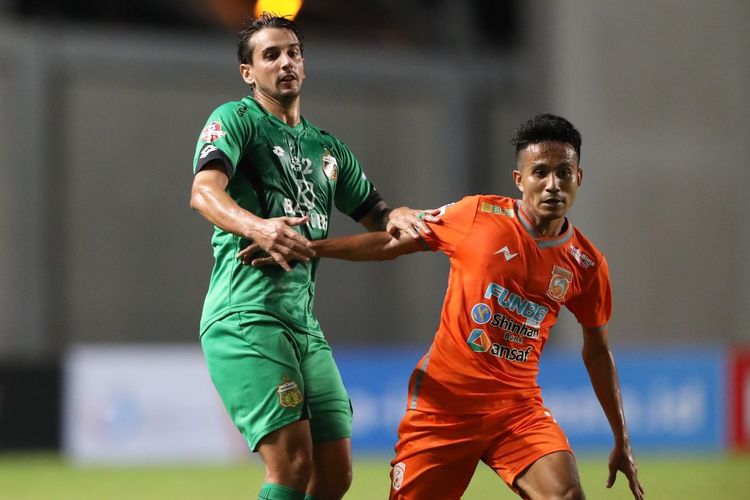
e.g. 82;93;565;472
313;231;425;261
239;230;425;265
190;162;314;272
359;200;441;239
582;327;644;500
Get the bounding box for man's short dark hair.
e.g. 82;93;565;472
511;114;582;159
237;13;305;65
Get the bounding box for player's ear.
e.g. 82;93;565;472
576;167;583;187
512;169;524;192
239;64;254;86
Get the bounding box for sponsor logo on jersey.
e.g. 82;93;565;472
273;146;286;157
467;329;491;352
489;343;532;363
199;144;218;159
200;121;226;143
489;312;540;340
504;331;524;344
494;245;518;261
471;303;492;324
484;283;549;328
277;377;303;408
569;243;595;269
322;149;338;180
392;462;406;490
480;202;514;217
547;265;573;302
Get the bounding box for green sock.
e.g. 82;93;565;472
258;483;307;500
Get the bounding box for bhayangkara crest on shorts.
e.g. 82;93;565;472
392;462;406;490
547;265;573;302
277;376;303;408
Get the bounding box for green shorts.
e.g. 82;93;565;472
201;312;352;451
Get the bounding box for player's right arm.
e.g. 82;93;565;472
313;231;425;261
238;230;423;265
190;162;314;272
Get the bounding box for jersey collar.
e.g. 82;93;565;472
514;200;574;249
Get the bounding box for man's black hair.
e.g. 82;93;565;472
237;13;304;65
511;114;582;159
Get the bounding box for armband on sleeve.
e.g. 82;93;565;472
349;188;384;222
195;143;234;177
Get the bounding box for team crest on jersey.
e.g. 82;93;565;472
547;265;574;302
200;121;226;143
392;462;406;490
277;377;303;408
322;149;338;180
480;202;514;217
467;329;491;352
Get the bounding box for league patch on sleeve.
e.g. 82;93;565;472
200;121;227;143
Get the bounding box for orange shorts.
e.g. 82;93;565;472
389;400;571;499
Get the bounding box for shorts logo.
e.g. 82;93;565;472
467;329;491;352
471;303;492;324
277;377;303;408
547;265;573;302
322;149;338;180
200;121;226;143
392;462;406;490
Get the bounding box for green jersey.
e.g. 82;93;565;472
193;96;379;335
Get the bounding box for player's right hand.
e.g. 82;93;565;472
240;216;315;272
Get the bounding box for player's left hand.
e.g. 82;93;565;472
386;207;441;240
237;242;276;267
607;443;644;499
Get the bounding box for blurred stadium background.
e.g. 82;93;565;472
1;0;749;498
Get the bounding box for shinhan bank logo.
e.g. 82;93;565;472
495;246;518;261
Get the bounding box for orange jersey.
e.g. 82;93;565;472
408;195;611;414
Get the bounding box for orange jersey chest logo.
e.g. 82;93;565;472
547;265;574;302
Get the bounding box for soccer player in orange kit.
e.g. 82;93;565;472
240;114;644;499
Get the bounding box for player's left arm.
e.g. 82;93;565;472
582;327;644;500
358;200;440;239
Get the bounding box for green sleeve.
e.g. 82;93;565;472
327;136;379;219
192;101;252;178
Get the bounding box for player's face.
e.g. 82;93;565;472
513;141;582;222
240;28;305;102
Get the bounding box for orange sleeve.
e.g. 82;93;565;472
421;196;479;256
565;256;612;330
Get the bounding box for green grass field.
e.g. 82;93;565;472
1;452;748;499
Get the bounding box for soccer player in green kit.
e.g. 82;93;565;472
189;14;435;500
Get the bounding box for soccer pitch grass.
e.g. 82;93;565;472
1;452;749;499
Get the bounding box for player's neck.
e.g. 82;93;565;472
519;202;567;237
255;93;301;126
